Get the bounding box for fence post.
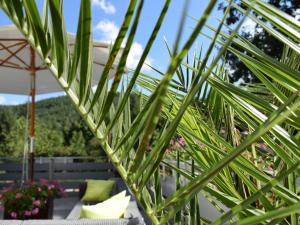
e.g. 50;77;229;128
49;157;54;180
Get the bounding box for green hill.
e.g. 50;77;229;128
0;96;103;157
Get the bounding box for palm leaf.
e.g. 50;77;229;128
1;0;300;224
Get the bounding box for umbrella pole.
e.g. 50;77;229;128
28;46;36;182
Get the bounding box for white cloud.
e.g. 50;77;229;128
241;18;257;36
94;19;153;72
127;42;153;72
95;19;119;42
0;96;6;104
92;0;116;14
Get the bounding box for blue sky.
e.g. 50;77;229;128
0;0;224;105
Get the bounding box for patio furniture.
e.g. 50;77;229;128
66;178;144;225
0;219;139;225
0;178;145;225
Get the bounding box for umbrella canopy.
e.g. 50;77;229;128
0;25;121;182
0;25;118;95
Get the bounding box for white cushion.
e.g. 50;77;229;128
80;192;130;219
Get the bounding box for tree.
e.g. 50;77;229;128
86;137;104;157
5;117;26;157
68;130;87;156
219;0;300;83
0;108;16;156
0;96;107;157
35;122;64;156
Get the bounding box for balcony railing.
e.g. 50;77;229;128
0;156;118;196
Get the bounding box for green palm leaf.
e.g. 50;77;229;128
1;0;300;224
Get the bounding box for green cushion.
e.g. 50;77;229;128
81;179;115;202
80;192;130;219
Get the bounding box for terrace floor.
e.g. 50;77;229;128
53;197;78;219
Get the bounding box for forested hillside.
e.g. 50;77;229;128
0;96;103;157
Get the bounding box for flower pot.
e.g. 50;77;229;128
3;198;53;220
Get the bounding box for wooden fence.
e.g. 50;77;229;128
0;157;118;195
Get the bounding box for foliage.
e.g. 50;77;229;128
0;97;102;156
0;179;64;219
0;94;140;157
218;0;300;83
0;108;17;156
0;0;300;224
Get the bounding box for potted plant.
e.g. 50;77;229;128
0;178;65;219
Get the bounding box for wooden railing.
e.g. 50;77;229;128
0;156;118;195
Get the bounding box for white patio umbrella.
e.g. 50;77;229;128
0;25;120;182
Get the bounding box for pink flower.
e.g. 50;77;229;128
24;211;31;217
48;184;55;190
28;180;36;186
31;208;39;215
178;137;185;146
59;187;66;197
260;143;268;150
33;200;41;206
16;192;22;199
10;211;17;219
40;178;47;183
